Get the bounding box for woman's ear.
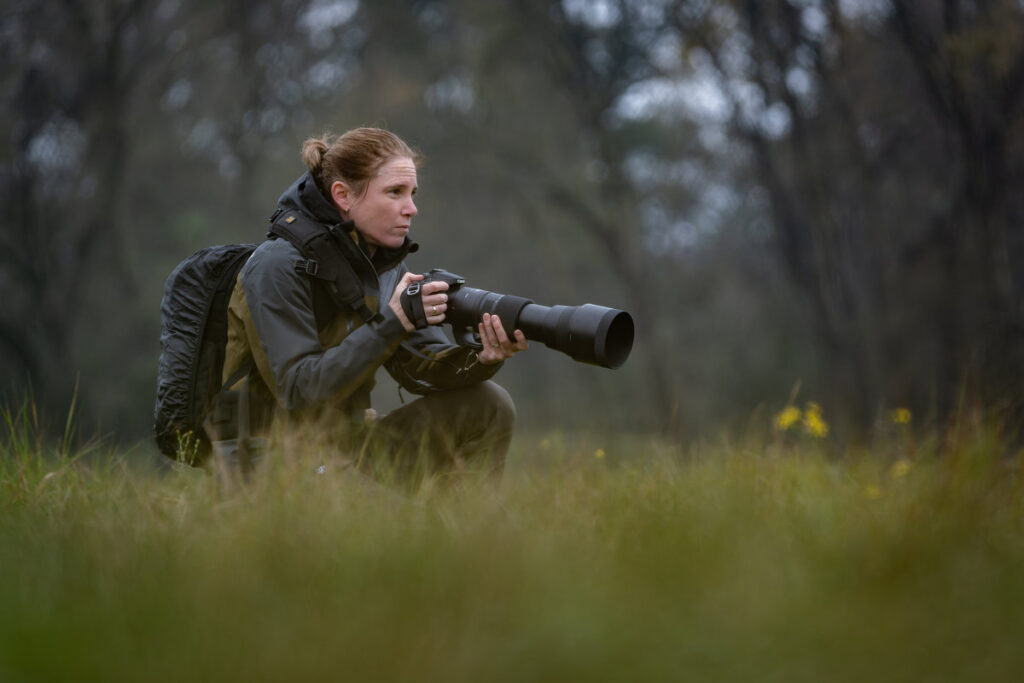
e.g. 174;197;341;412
331;180;351;213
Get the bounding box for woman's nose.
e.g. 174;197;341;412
404;198;418;217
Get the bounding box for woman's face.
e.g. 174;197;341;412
332;156;418;252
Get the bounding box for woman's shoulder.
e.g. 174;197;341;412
244;238;301;271
240;238;306;290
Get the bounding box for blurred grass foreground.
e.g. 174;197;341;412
2;405;1024;682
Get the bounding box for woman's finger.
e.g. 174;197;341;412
480;315;499;348
421;280;449;296
489;315;512;346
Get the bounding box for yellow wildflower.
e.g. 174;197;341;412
774;405;801;432
540;439;551;451
889;459;912;479
594;448;606;460
890;408;912;424
802;402;829;438
864;484;883;499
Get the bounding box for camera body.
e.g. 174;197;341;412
416;268;466;292
414;268;474;343
405;268;634;369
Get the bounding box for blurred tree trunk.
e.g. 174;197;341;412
687;0;1024;431
1;0;341;433
1;0;156;419
889;0;1024;423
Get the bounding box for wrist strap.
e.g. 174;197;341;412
399;280;429;329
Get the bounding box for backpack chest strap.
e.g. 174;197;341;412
268;210;382;325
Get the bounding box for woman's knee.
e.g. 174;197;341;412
473;381;516;429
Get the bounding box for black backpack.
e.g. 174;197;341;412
154;244;256;464
153;210;389;466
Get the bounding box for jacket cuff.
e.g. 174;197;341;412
468;354;503;382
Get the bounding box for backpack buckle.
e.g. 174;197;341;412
295;259;319;276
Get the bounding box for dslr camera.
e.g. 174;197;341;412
402;268;633;369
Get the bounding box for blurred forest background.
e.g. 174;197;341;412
3;0;1023;448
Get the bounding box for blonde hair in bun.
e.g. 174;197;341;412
301;136;330;175
301;128;422;200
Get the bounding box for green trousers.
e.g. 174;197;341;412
357;381;516;479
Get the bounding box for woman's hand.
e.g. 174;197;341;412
477;312;528;365
390;272;450;332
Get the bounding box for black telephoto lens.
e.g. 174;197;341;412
446;286;634;369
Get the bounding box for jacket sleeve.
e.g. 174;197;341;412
383;324;503;395
240;240;407;411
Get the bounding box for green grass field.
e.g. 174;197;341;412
2;407;1024;682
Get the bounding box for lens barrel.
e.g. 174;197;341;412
447;286;634;369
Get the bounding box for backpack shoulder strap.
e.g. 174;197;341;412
268;209;382;325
